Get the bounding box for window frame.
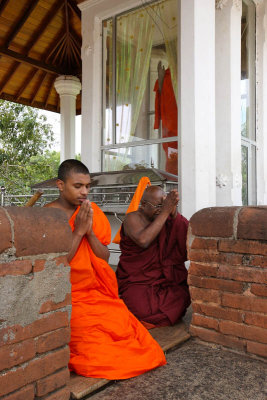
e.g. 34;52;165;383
100;0;178;171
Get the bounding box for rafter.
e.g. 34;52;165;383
31;72;47;105
23;2;65;55
44;76;56;108
0;47;66;75
0;62;19;94
67;0;81;19
15;68;38;101
44;29;66;63
0;0;9;15
4;0;40;48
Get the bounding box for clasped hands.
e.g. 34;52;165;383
74;200;93;237
162;189;179;218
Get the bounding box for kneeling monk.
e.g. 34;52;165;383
45;160;166;379
116;186;191;328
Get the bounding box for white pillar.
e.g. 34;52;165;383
215;0;242;206
257;0;267;204
54;76;81;162
178;0;216;220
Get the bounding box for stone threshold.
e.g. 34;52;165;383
68;321;190;399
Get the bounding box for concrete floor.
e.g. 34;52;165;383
88;339;267;400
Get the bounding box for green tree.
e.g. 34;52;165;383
0;100;59;196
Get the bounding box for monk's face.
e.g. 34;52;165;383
58;172;91;207
142;188;165;221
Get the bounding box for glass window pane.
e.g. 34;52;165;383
102;19;113;146
115;0;178;144
241;145;248;205
102;141;178;174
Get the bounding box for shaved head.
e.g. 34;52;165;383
141;186;165;203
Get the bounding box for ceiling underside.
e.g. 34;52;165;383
0;0;83;115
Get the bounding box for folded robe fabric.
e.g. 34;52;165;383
117;213;191;327
68;202;166;380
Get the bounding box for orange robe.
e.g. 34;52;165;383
68;203;166;379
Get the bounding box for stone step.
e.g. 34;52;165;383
68;321;190;399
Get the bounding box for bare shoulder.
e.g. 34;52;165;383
124;210;143;225
44;200;60;209
123;210;146;236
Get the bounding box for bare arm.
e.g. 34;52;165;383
67;201;92;263
124;190;179;249
85;203;110;262
86;231;110;262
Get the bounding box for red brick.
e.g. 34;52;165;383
0;208;12;253
0;312;69;346
188;262;218;277
192;314;219;330
0;339;36;371
0;260;32;277
218;265;267;284
222;293;267;313
53;256;69;267
189;287;221;304
6;207;72;257
0;347;70;396
189;250;243;265
190;238;218;250
219;239;267;256
249;256;267;268
190;325;246;351
244;312;267;329
247;341;267;358
33;259;46;273
237;207;267;241
38;387;70;400
219;320;267;344
192;302;243;323
250;284;267;297
189;207;239;237
39;294;71;314
36;368;70;396
36;327;70;354
1;384;35;400
188;275;243;293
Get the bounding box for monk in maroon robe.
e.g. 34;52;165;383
116;186;190;327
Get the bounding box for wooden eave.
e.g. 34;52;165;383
0;0;83;115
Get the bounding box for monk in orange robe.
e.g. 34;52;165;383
45;159;166;380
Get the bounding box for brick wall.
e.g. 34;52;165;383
0;207;72;399
188;206;267;359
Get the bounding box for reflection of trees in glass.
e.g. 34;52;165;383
241;145;248;205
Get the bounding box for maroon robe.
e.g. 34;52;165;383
116;213;191;327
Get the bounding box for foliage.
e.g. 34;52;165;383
0;100;59;195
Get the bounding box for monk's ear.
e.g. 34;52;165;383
56;179;64;192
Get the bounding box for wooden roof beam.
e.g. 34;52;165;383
0;47;65;75
15;68;38;101
0;0;9;15
0;62;19;94
31;72;47;105
4;0;40;48
24;2;65;55
44;76;56;108
67;0;81;19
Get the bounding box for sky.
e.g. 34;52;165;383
40;109;81;155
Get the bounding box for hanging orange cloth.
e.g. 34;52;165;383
154;68;178;175
68;202;166;380
112;177;151;244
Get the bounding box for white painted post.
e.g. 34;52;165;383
215;0;242;206
54;76;81;162
178;0;216;220
256;0;267;205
